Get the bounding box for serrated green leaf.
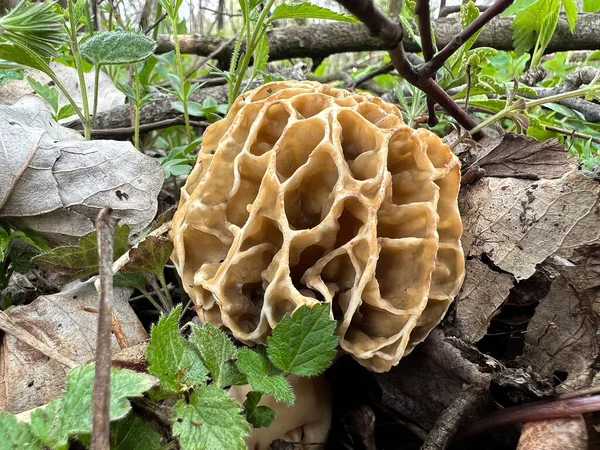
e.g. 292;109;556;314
243;391;275;429
189;323;246;388
267;303;337;376
114;271;148;291
30;364;154;449
121;234;173;279
560;0;578;30
584;0;600;11
0;411;42;450
253;33;269;73
172;385;250;450
269;3;358;23
33;225;130;282
80;32;156;66
0;227;49;263
110;414;166;450
27;76;58;112
503;0;541;15
147;306;208;394
237;348;294;405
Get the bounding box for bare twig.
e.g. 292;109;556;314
185;34;239;79
420;0;515;80
91;208;117;450
456;394;600;440
414;0;439;126
334;0;483;136
347;62;394;88
544;125;600;145
0;313;78;369
144;12;168;35
438;4;489;17
88;117;211;139
420;386;488;450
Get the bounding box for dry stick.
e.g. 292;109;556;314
334;0;482;138
347;61;394;88
414;0;439;126
89;117;210;139
144;11;168;35
420;386;487;450
455;394;600;441
420;0;514;80
0;313;78;369
91;208;116;450
544;124;600;145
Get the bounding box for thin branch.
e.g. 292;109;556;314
334;0;482;136
438;4;489;17
544;124;600;145
91;208;116;450
144;12;168;35
88;117;210;139
347;61;394;88
456;394;600;440
199;6;242;17
185;33;238;79
414;0;438;125
420;0;514;80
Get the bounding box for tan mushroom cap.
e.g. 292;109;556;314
171;80;465;372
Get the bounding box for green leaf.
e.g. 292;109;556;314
512;0;560;67
56;104;75;121
269;3;358;23
27;76;58;112
584;0;600;12
189;323;246;388
146;306;208;394
503;0;541;15
80;32;157;65
253;33;269;73
30;364;154;449
560;0;578;30
0;227;49;262
243;391;275;429
267;303;337;376
0;42;51;74
237;347;294;405
121;234;173;279
461;2;481;53
0;411;42;450
114;271;148;291
172;385;250;450
33;225;130;282
110;414;166;450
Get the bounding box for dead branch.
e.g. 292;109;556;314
154;14;600;63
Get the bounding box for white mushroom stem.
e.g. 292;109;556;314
230;374;332;450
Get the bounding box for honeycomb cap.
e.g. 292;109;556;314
171;81;465;372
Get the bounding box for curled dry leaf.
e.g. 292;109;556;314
0;96;164;244
516;415;587;450
459;170;600;280
0;280;147;414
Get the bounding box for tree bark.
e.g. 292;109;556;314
155;13;600;65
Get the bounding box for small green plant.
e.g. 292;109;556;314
0;225;49;308
227;1;358;106
0;363;155;449
146;303;338;450
0;303;338;449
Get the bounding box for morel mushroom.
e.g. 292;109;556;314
171;80;465;373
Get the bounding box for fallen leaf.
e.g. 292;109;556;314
0;96;163;244
459;171;600;280
454;258;514;343
0;280;147;414
476;134;572;180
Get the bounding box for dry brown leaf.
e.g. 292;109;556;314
476;134;572;180
454;258;514;343
519;257;600;391
0;280;147;414
459;171;600;280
